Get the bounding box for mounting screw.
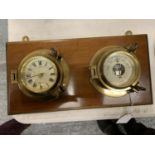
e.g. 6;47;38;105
22;36;30;41
125;30;133;36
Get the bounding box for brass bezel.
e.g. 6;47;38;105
17;49;70;100
89;46;141;97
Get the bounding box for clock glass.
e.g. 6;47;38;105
102;51;138;88
20;56;58;93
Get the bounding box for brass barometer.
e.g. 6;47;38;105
12;48;70;100
89;44;145;97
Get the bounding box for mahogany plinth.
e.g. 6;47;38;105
7;35;152;114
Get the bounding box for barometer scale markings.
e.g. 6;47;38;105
116;58;119;63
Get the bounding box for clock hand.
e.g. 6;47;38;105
26;73;44;78
31;74;41;78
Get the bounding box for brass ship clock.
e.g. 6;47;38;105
11;48;70;100
89;44;146;97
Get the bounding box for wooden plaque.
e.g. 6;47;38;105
7;34;152;114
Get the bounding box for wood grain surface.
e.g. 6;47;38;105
7;35;152;114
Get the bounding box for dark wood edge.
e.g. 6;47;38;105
145;34;153;105
8;101;149;115
6;34;148;44
6;43;10;115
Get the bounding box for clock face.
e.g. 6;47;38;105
20;56;58;93
102;51;138;88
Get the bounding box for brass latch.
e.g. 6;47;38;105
90;66;98;79
11;70;17;84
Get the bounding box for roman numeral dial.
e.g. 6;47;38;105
21;56;58;93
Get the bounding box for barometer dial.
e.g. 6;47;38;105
102;51;137;88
